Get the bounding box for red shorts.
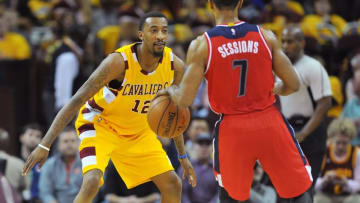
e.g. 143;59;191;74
213;106;312;201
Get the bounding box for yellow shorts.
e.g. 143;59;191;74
75;115;174;188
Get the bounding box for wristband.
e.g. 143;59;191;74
38;144;50;151
178;153;189;159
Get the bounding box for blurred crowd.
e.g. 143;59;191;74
1;0;360;202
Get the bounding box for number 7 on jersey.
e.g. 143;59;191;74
233;59;248;97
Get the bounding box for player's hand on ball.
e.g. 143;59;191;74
22;145;49;176
154;88;170;101
179;158;197;187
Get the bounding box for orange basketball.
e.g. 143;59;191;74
147;95;190;138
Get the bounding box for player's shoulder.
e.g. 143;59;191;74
114;43;136;53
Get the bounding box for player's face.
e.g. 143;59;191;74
333;134;350;157
282;31;302;62
139;17;168;57
58;131;79;157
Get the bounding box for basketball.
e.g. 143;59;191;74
147;95;190;138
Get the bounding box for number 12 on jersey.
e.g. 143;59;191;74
233;59;248;97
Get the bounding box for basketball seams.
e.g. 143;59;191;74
171;105;179;138
147;96;169;116
156;97;171;135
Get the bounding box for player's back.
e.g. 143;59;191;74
204;21;275;115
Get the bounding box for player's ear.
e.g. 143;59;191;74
138;30;144;41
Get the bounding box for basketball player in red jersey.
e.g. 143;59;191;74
158;0;313;202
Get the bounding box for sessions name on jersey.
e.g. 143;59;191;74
217;40;259;58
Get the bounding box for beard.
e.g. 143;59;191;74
153;50;164;57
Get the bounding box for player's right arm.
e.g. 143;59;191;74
22;53;125;175
261;28;300;96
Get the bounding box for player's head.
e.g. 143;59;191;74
327;118;356;156
209;0;243;14
138;11;168;57
58;126;79;158
282;25;305;63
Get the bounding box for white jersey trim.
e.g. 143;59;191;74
216;21;245;27
257;25;272;59
204;32;212;75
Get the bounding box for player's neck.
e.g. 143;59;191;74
215;10;240;25
137;43;161;72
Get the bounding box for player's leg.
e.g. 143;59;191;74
74;119;115;203
215;115;257;202
73;169;102;203
110;129;176;202
258;109;312;200
151;171;182;203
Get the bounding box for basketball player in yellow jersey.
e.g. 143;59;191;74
22;12;196;203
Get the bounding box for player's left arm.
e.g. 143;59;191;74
171;53;197;187
167;36;207;107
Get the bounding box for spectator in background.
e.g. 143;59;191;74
345;53;360;102
261;0;304;37
95;12;139;59
249;163;276;203
0;15;31;60
280;25;332;194
39;126;82;203
185;117;210;159
300;0;347;45
342;69;360;131
0;128;28;197
178;133;218;203
102;160;160;203
314;118;360;203
19;123;43;161
43;8;87;125
19;123;43;203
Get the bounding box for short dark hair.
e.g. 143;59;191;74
139;11;167;31
213;0;240;9
21;123;43;135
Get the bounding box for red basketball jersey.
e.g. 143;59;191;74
204;21;275;114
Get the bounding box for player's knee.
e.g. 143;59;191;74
165;174;182;193
81;170;102;195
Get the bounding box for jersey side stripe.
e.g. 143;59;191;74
257;25;272;59
204;32;212;74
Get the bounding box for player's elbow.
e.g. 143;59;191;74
286;75;300;94
291;79;300;92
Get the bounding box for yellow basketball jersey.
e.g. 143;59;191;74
77;43;174;135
